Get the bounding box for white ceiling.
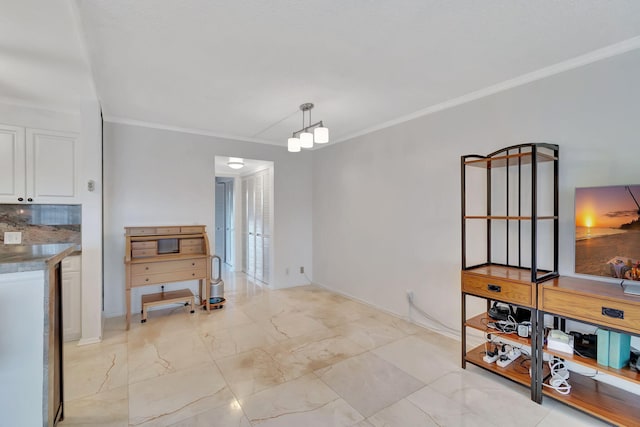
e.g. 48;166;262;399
0;0;94;111
4;1;640;144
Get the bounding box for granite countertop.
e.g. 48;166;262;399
0;243;78;274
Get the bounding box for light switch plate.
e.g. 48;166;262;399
4;232;22;244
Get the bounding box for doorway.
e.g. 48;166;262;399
214;156;274;285
214;177;234;265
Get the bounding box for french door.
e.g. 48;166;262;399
242;168;271;284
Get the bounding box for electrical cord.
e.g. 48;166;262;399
544;358;571;395
407;293;459;335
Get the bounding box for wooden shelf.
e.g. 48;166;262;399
463;264;552;283
464;215;558;220
465;344;532;387
465;313;533;345
546;347;640;384
141;289;195;323
465;152;557;169
141;289;193;306
468;313;640;384
543;371;640;426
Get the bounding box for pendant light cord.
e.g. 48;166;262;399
251;108;300;138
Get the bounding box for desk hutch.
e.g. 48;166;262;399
124;225;211;329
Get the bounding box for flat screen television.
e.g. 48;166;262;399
575;185;640;280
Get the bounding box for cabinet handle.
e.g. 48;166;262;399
27;198;33;202
192;262;195;266
18;197;24;202
602;307;624;319
487;284;502;293
145;267;149;270
192;273;195;276
145;278;149;282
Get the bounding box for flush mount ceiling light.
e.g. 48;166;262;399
287;103;329;152
227;157;245;169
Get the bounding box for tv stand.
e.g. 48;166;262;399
124;226;211;330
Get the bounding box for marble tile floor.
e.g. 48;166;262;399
60;271;609;426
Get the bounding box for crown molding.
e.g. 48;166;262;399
333;35;640;145
103;115;284;146
0;96;81;116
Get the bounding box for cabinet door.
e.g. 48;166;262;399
0;124;26;203
26;128;79;203
62;255;81;341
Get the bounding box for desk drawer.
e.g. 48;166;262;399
180;238;203;254
132;249;157;258
181;226;205;233
180;238;203;247
156;227;181;235
128;227;156;235
131;258;206;275
180;246;203;255
541;288;640;333
132;241;157;250
131;268;207;286
462;273;533;307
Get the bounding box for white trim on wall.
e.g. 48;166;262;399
334;35;640;144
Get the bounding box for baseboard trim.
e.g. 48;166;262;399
311;281;460;342
78;336;102;346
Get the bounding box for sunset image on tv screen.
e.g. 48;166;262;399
575;185;640;279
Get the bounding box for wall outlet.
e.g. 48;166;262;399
299;266;304;274
4;231;22;244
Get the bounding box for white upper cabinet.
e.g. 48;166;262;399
0;124;79;204
0;124;26;202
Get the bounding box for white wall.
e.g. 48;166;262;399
312;48;640;333
79;99;103;344
103;123;312;316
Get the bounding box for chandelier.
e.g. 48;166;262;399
287;103;329;152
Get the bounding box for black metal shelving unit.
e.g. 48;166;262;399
460;142;559;403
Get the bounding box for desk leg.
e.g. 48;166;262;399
126;287;131;330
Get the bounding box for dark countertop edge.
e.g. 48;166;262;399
0;244;78;275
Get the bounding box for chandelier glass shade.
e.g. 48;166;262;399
287;137;301;152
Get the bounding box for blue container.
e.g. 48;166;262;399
596;329;609;366
608;331;631;369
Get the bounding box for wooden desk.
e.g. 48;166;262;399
124;226;211;330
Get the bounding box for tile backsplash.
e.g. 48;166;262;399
0;204;81;244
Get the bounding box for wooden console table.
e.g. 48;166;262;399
124;226;211;330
